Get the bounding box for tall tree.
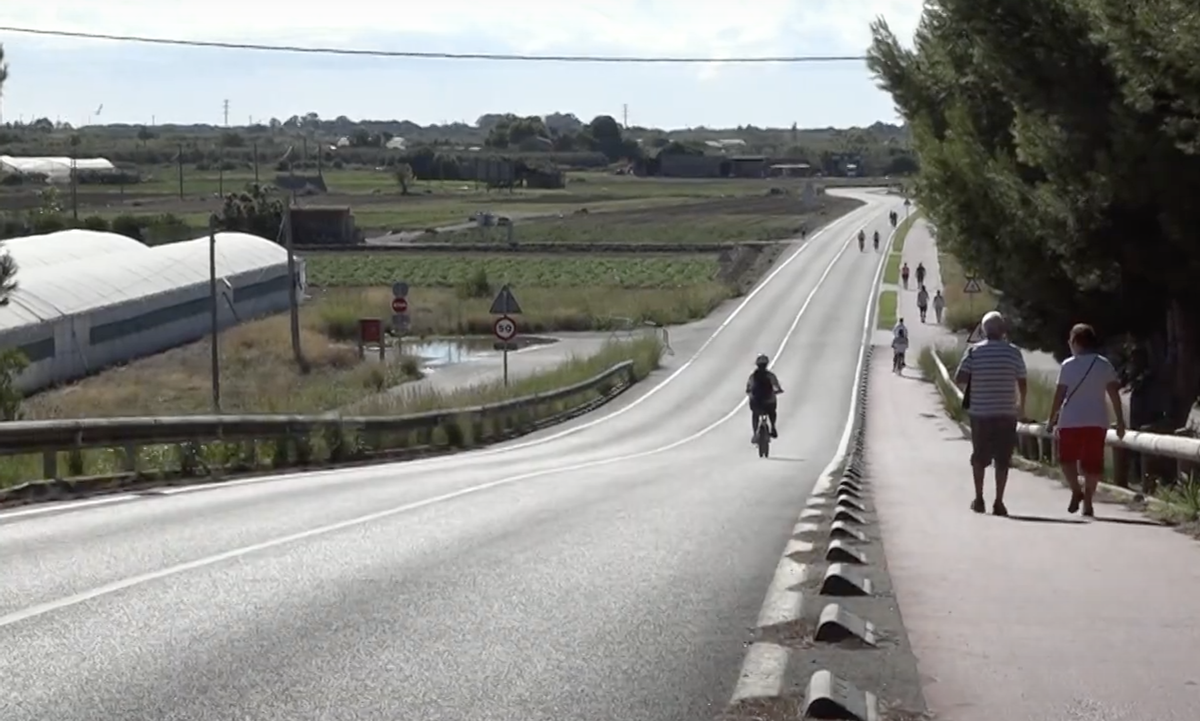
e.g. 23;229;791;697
869;0;1200;425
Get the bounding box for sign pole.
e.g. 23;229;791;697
208;214;221;413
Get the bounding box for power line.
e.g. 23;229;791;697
0;25;868;63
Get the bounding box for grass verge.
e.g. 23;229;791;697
883;253;902;285
918;345;1200;526
0;336;663;491
877;291;898;330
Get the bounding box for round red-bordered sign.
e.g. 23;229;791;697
493;315;517;341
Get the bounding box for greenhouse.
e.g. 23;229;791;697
0;229;306;393
0;155;117;182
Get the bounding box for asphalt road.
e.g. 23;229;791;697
0;189;902;721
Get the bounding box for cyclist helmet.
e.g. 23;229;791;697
755;353;769;368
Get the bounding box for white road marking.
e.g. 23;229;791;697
0;201;888;627
0;196;884;523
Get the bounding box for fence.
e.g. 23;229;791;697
0;360;636;506
929;349;1200;489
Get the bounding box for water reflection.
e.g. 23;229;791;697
398;336;554;368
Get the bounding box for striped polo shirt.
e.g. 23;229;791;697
954;339;1027;417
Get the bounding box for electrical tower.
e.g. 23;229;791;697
622;104;628;128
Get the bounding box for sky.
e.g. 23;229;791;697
0;1;924;131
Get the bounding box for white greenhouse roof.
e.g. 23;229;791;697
0;232;290;333
0;155;116;179
0;229;149;271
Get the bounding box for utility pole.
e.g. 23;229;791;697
208;214;222;413
282;204;304;368
223;99;229;127
622;104;628;128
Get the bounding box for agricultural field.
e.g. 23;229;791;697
451;193;861;245
305;253;720;289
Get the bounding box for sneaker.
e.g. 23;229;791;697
1068;492;1083;514
970;498;985;514
1082;503;1095;518
993;501;1009;517
751;435;758;445
770;428;778;438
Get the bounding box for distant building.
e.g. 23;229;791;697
288;206;358;245
728;156;767;178
657;154;726;178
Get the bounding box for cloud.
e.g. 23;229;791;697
1;0;925;58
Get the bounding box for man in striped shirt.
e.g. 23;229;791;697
953;311;1028;516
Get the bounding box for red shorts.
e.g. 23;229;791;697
1058;426;1107;474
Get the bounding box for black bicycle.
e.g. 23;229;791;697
751;391;782;458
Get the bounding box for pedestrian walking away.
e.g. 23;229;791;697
916;285;930;323
901;262;910;289
915;262;926;287
953;311;1028;516
1046;324;1127;517
933;290;945;324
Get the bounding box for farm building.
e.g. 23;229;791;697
0;155;117;182
0;229;306;394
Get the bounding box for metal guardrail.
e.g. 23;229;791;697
0;360;637;488
928;347;1200;487
304;242;783;254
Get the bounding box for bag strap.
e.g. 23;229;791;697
1061;355;1100;411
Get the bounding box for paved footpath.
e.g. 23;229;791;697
869;221;1200;719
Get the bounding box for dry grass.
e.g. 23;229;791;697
0;336;663;489
23;301;423;419
21;285;697;420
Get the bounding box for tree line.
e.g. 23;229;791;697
869;0;1200;426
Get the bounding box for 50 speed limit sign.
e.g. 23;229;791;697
493;315;517;341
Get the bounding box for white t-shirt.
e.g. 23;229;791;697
1055;353;1119;428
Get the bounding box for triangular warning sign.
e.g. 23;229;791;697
966;323;985;343
963;277;983;294
489;284;523;314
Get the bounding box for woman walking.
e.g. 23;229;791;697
1046;324;1127;517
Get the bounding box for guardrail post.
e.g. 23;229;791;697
42;450;57;480
1112;445;1130;488
122;443;138;474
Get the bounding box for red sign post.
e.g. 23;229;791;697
391;297;408;314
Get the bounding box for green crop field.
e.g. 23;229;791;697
305;253;720;288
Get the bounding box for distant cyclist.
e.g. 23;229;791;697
872;230;880;251
746;353;783;443
858;229;866;251
915;262;927;287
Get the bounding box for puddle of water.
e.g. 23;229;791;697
398;336;555;368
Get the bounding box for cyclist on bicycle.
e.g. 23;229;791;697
873;230;880;251
746;353;783;443
858;229;866;251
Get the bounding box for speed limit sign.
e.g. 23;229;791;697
493;315;517;341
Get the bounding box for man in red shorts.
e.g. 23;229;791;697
1046;323;1127;517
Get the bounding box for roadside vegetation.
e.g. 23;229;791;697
869;0;1200;434
0;336;664;490
876;291;898;330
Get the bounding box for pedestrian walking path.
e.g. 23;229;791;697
871;221;1200;720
